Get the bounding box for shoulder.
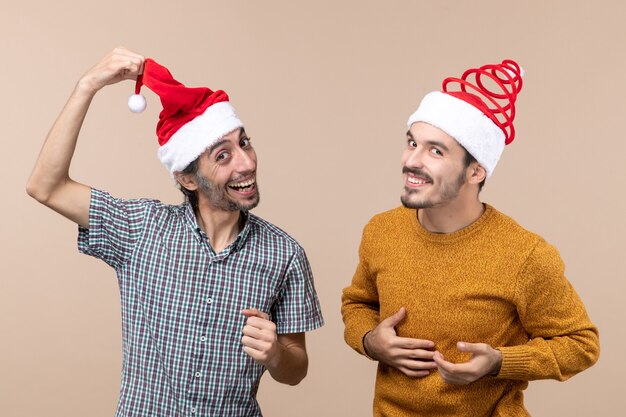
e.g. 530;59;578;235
485;204;561;262
247;213;304;254
366;206;414;230
485;205;541;241
360;206;415;240
91;188;188;218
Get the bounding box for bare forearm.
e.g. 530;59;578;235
265;340;309;385
26;47;144;227
26;84;94;202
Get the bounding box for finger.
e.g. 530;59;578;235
433;351;457;372
397;366;432;378
241;335;270;351
434;352;477;378
111;46;145;65
397;358;438;370
242;324;275;341
242;325;263;339
243;317;276;333
116;59;143;79
109;53;144;80
381;307;406;327
404;348;436;361
435;363;463;384
242;308;270;320
391;347;435;361
242;345;265;362
457;341;486;354
394;336;435;350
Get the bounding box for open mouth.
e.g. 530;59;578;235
228;177;256;193
406;174;431;187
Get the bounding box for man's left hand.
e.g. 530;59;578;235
241;308;282;367
433;341;502;385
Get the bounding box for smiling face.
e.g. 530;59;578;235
178;128;259;212
400;122;477;209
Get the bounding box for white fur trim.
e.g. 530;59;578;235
158;101;243;175
407;91;504;177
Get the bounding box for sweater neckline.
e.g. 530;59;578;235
407;203;494;243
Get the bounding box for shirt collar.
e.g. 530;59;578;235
184;202;252;253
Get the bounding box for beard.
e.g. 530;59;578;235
400;167;466;209
195;173;260;212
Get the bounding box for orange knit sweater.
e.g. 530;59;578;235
342;205;599;417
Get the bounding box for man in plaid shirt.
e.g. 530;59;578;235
27;47;324;417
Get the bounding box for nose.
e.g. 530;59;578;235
234;147;257;173
403;147;424;169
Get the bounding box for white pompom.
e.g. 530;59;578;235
504;65;525;79
128;94;147;113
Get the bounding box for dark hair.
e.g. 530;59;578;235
463;150;486;192
178;157;200;209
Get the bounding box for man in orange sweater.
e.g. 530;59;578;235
341;60;599;416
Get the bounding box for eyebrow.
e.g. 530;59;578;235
207;139;229;156
406;130;450;152
208;128;249;156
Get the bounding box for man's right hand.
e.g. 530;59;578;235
76;47;145;97
364;307;437;377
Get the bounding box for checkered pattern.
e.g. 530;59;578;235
78;189;324;417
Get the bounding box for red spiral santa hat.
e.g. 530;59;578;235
128;59;243;175
407;60;523;177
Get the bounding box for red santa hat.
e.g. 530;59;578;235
407;60;523;177
128;59;243;175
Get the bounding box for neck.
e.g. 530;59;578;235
417;194;484;234
195;201;243;253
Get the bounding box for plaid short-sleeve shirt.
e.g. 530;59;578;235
78;189;324;417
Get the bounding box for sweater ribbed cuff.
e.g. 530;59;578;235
495;346;531;380
345;320;377;360
361;331;376;361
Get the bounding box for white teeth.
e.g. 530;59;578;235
408;176;427;185
230;178;256;188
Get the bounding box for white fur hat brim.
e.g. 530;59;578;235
158;101;243;175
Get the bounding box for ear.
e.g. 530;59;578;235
175;171;198;192
467;163;487;186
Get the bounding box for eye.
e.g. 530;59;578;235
216;151;230;162
430;147;443;156
407;138;417;148
240;136;252;148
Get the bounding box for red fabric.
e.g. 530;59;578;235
136;59;230;145
442;60;523;145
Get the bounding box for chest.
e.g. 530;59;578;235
118;224;288;341
370;238;524;347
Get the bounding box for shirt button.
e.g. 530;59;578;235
200;336;207;342
190;407;196;414
206;297;213;305
195;372;201;378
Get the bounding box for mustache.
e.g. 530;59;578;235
402;166;433;182
228;171;256;183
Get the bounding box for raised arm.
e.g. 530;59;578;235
26;47;144;228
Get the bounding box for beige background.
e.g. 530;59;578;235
2;1;624;415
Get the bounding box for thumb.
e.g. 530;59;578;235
457;341;483;354
382;307;406;327
242;308;270;320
